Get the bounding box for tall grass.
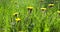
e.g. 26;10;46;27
0;0;60;32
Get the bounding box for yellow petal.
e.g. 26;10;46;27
13;12;18;16
41;8;47;11
57;11;60;13
27;7;33;9
48;4;54;6
15;18;21;21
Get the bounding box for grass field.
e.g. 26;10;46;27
0;0;60;32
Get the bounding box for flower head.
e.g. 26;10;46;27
13;12;18;17
15;18;21;22
57;11;60;13
27;7;33;13
48;4;54;7
41;8;47;11
27;7;33;10
27;7;33;9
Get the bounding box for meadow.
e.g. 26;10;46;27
0;0;60;32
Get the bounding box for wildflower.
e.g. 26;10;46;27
15;18;21;22
57;11;60;15
48;4;54;7
13;12;18;17
27;7;33;13
57;11;60;13
41;8;47;11
27;7;33;10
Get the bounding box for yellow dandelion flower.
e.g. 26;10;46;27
57;11;60;13
48;4;54;7
41;8;47;11
27;7;33;9
27;7;33;10
13;12;18;16
27;7;33;13
15;18;21;22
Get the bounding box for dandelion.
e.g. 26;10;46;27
48;4;54;7
27;7;33;10
13;12;19;17
57;11;60;15
27;7;33;13
41;8;47;11
57;11;60;13
15;18;21;22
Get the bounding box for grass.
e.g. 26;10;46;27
0;0;60;32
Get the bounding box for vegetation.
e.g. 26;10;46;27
0;0;60;32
